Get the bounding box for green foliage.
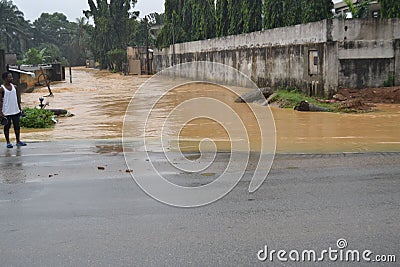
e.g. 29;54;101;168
191;0;216;41
37;43;63;63
31;13;92;66
106;49;126;72
242;0;262;33
302;0;334;23
383;73;395;87
379;0;400;18
157;0;215;47
344;0;372;18
0;0;92;66
283;0;303;26
133;19;150;46
0;0;32;54
84;0;138;69
264;0;333;29
227;0;262;35
23;48;46;65
271;88;340;112
264;0;284;29
132;13;164;47
216;0;229;37
228;0;244;35
20;108;55;128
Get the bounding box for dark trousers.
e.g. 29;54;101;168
4;113;21;132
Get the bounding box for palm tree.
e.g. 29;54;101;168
344;0;372;18
0;0;31;53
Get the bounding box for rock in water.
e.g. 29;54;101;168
235;87;274;103
294;101;329;112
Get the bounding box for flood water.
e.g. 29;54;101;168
12;68;400;153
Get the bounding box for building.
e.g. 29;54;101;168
334;0;381;18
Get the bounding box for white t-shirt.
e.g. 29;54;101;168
1;84;21;116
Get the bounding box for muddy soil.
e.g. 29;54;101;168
338;87;400;104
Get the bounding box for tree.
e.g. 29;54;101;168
84;0;138;69
303;0;334;23
132;13;164;47
23;48;46;65
33;13;71;47
157;0;215;47
156;0;185;48
242;0;262;33
189;0;216;41
70;17;93;65
264;0;284;29
283;0;303;27
344;0;372;18
228;0;243;35
379;0;400;18
32;12;85;65
0;0;31;54
37;44;62;63
216;0;229;37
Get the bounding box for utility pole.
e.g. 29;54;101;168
145;16;151;75
172;20;176;67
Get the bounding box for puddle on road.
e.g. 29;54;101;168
7;68;400;154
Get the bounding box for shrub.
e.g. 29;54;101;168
383;74;395;87
106;49;127;72
20;108;55;128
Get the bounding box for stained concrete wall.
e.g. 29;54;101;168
154;18;400;96
332;19;400;42
338;40;395;88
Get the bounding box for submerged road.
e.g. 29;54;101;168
0;140;399;266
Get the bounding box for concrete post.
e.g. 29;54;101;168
395;39;400;86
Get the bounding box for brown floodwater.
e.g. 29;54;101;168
7;68;400;153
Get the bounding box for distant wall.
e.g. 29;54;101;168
154;18;400;96
333;19;400;89
5;54;17;65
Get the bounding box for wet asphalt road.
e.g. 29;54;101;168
0;140;399;266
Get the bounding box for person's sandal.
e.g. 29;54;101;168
7;143;13;148
16;142;27;147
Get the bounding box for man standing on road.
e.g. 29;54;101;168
0;71;27;148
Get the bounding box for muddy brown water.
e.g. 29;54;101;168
6;68;399;153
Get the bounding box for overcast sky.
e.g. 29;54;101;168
12;0;165;22
12;0;342;23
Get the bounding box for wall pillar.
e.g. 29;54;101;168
324;41;339;96
395;39;400;86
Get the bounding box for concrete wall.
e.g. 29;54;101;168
5;54;17;65
332;19;400;89
331;19;400;42
337;40;395;88
154;18;400;96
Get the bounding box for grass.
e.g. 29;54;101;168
270;88;341;112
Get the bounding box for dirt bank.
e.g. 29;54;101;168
338;87;400;104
